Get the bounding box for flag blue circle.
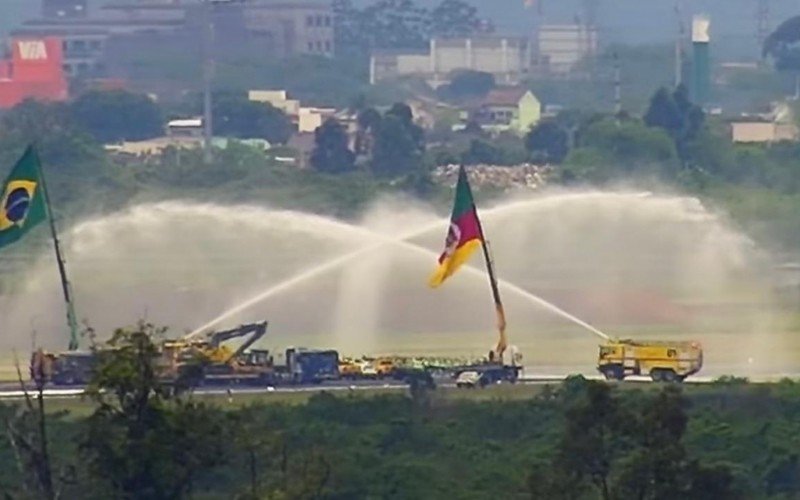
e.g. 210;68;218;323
5;187;31;223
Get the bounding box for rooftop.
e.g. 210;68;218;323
483;87;530;106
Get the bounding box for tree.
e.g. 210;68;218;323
311;119;356;173
525;120;569;163
371;103;425;177
212;92;293;144
613;386;689;500
0;100;131;215
554;381;629;500
438;70;495;101
644;85;704;164
0;99;102;167
644;88;683;135
430;0;479;38
351;0;430;51
81;323;228;499
0;351;77;499
355;107;382;156
763;16;800;71
580;119;677;166
70;90;164;144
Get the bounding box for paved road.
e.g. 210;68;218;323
0;372;796;400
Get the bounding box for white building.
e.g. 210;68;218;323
370;36;531;85
730;102;799;144
537;24;598;75
248;90;300;116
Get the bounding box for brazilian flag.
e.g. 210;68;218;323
0;147;47;250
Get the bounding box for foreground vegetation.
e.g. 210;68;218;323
1;325;799;499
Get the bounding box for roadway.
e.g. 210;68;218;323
0;372;795;400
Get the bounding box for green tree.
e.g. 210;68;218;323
554;381;628;500
355;107;382;156
70;90;164;144
353;0;430;51
763;15;800;71
438;70;495;101
0;100;133;215
430;0;479;38
525;120;569;163
311;118;356;173
614;386;690;499
644;85;704;164
81;323;227;499
212;92;293;144
644;88;682;134
581;118;677;166
371;103;425;177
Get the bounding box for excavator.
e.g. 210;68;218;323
42;321;273;387
42;320;342;387
160;321;273;386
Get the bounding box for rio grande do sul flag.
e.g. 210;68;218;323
428;166;483;287
0;146;46;250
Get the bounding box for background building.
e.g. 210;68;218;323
11;0;334;79
536;24;598;75
371;36;531;85
42;0;88;19
0;37;68;108
468;87;541;135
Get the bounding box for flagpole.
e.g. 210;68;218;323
466;168;507;363
32;147;79;351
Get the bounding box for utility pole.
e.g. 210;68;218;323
581;0;598;81
756;0;770;59
613;51;621;116
674;1;685;87
202;0;214;164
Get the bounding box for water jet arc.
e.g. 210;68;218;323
189;197;612;340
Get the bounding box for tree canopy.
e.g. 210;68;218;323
211;92;293;144
644;85;704;164
525;120;569;164
311;118;356;173
371;103;426;177
764;15;800;71
437;70;495;101
70;90;164;144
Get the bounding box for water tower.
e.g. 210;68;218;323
691;14;710;106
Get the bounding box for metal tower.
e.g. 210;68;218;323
757;0;770;54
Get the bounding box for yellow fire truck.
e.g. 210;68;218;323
597;339;703;382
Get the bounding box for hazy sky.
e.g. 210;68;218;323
2;0;799;59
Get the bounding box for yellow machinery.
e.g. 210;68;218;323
338;358;363;379
159;321;269;382
597;339;703;382
375;358;395;377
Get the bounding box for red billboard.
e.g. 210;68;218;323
0;37;69;109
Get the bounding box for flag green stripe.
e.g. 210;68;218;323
0;147;47;250
450;166;475;220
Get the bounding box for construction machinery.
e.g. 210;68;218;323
41;321;273;387
159;321;271;385
43;351;96;386
283;347;339;383
597;339;703;382
41;320;347;387
156;324;341;386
